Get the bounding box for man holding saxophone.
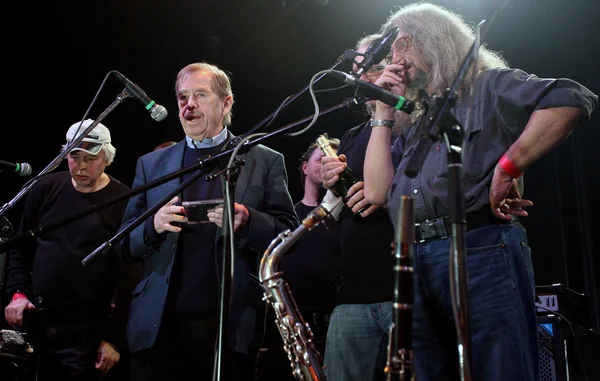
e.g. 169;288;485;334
257;135;343;381
319;34;402;381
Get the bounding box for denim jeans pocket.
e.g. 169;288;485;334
519;239;533;266
464;228;514;304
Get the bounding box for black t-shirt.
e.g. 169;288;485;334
278;202;343;313
334;122;397;305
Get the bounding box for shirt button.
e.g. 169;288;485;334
413;189;419;194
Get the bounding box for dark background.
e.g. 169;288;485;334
1;0;598;332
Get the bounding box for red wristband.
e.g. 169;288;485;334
12;293;27;301
499;154;523;179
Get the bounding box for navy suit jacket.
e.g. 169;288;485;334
121;134;298;357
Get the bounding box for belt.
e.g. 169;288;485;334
415;208;512;243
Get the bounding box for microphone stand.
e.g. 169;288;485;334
0;91;129;219
403;2;509;380
0;79;160;220
210;155;243;381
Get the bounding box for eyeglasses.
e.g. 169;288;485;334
389;36;412;59
365;64;388;79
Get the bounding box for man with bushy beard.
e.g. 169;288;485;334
362;3;597;381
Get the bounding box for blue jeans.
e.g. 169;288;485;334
324;302;393;381
413;222;539;381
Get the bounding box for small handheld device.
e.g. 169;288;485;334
182;199;224;224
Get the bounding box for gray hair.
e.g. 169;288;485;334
60;143;116;165
355;33;382;50
101;144;116;165
380;2;508;96
355;33;385;117
175;62;235;126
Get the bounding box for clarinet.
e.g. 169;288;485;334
385;195;415;381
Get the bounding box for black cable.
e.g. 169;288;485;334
264;95;293;131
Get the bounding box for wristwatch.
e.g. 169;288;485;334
369;119;394;128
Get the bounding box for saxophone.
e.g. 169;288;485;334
259;199;340;381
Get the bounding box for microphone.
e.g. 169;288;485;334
328;70;415;114
113;71;168;122
0;160;32;177
353;27;399;78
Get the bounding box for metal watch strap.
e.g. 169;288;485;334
369;119;394;128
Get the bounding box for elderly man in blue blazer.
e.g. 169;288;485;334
121;62;298;381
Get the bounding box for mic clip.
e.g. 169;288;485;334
336;49;367;77
337;49;362;62
342;96;368;108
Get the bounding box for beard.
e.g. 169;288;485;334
364;66;430;134
392;68;430;134
407;67;429;91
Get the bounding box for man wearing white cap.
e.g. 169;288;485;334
4;119;131;380
63;119;117;191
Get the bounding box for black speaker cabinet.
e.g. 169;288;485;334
538;315;569;381
538;314;600;381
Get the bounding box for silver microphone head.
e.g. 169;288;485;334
19;163;32;177
150;104;168;122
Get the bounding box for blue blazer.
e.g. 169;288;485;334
121;134;298;357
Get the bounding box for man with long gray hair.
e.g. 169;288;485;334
357;2;597;381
